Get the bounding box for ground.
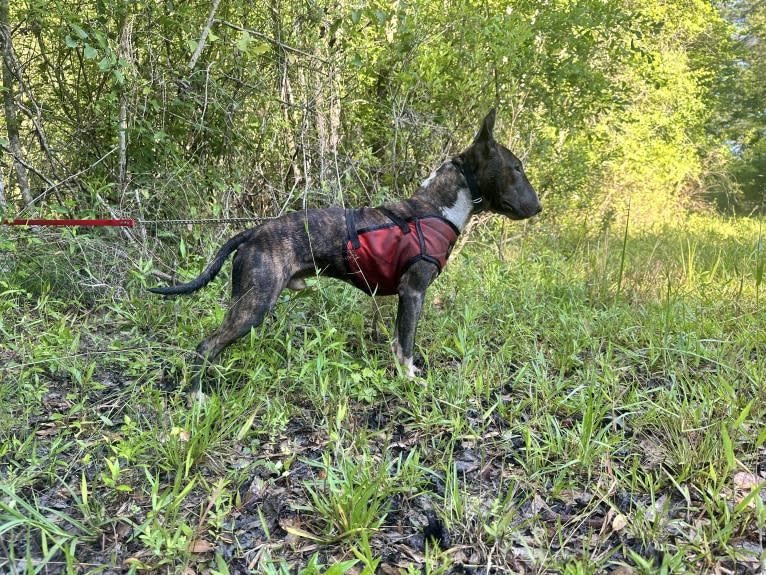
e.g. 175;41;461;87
1;214;765;574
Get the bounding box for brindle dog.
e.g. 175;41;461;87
150;110;541;393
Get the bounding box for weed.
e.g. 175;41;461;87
2;214;766;572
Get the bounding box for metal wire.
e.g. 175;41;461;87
137;217;276;226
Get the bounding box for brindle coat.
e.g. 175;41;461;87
150;110;541;393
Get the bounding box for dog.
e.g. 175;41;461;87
150;110;541;393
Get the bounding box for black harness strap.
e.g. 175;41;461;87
345;209;361;249
414;219;427;256
378;207;410;233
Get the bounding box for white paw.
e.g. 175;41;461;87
404;361;421;378
392;339;421;378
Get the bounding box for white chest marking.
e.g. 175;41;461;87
440;187;473;232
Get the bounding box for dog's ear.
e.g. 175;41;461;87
474;109;496;144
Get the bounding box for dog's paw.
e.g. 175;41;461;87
404;361;421;378
392;339;424;379
187;388;208;406
393;356;422;379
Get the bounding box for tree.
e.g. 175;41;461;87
1;0;32;206
711;0;766;209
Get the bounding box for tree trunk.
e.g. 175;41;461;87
117;10;134;197
0;0;32;206
271;2;303;192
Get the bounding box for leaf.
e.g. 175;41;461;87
98;56;112;71
70;23;89;40
237;410;258;441
235;30;251;52
733;399;754;429
251;42;270;56
65;35;78;48
281;524;326;542
215;553;231;575
721;424;736;472
81;471;88;507
324;559;360;575
83;45;98;60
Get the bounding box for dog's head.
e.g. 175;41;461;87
463;109;541;220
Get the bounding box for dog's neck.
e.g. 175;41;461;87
439;185;473;232
415;160;478;232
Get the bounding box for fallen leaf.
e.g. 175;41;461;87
612;513;628;531
171;426;190;442
732;471;764;509
733;471;760;490
187;539;215;553
35;424;60;437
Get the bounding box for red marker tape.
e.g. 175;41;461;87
2;219;136;227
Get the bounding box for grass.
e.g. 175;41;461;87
0;212;765;573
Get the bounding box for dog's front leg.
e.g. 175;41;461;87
394;261;439;377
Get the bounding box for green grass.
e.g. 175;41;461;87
1;213;765;573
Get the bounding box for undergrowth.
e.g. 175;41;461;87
0;213;764;574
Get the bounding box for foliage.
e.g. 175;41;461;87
0;0;751;229
2;1;766;572
2;213;766;572
711;0;766;210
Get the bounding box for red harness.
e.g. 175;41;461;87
344;208;459;296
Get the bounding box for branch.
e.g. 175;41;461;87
215;20;329;64
5;145;119;216
188;0;222;70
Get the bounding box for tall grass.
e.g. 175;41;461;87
1;212;764;573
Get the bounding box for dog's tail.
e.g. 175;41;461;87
148;229;251;296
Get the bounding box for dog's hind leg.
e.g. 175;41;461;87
393;260;440;377
189;249;289;393
190;286;282;393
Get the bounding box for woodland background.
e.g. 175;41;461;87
2;2;766;574
0;0;764;226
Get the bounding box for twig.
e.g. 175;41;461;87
0;144;55;188
215;19;329;63
12;146;119;216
